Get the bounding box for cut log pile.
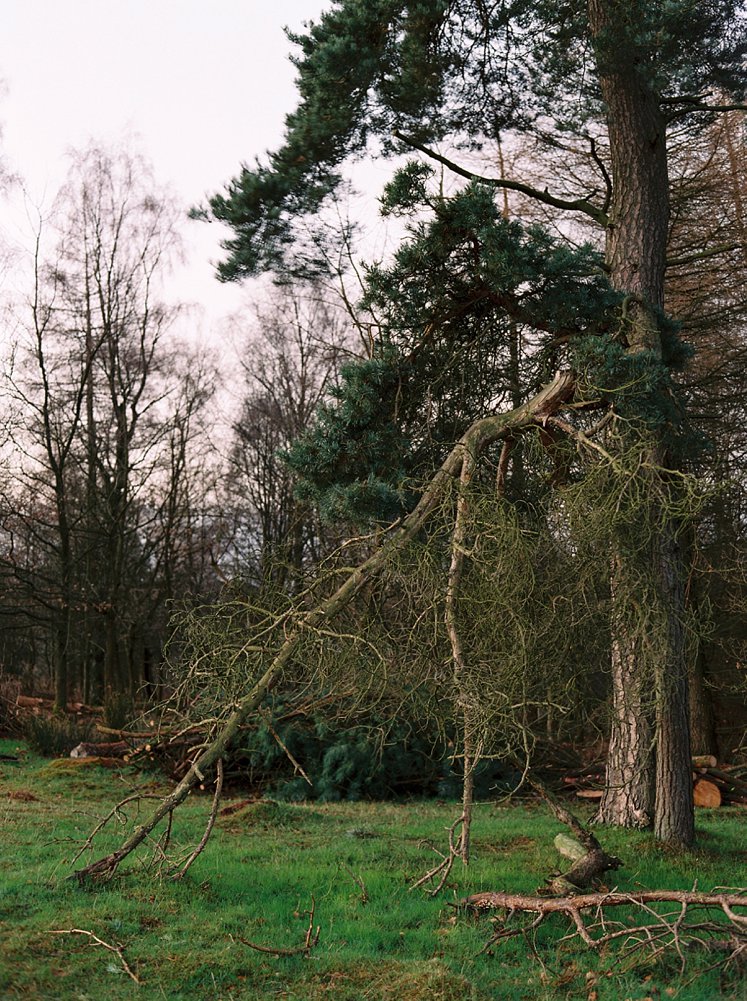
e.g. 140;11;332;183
69;726;206;779
15;694;101;717
560;754;747;807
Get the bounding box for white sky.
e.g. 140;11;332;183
0;0;333;341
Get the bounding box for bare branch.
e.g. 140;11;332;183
49;929;140;984
171;758;224;880
393;131;609;226
237;897;320;957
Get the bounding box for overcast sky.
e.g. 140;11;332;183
0;0;332;340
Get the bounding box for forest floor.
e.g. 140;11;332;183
1;736;746;1001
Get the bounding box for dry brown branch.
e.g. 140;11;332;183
237;897;320;957
410;814;466;895
456;887;747;965
340;862;369;904
171;759;224;880
49;928;140;984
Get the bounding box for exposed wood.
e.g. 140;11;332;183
691;755;718;768
693;778;722;808
553;834;587;862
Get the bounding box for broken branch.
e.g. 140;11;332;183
237;897;320;957
49;928;140;984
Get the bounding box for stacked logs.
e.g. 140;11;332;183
691;756;747;807
561;755;747;808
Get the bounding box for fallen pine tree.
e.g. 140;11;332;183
63;367;747;979
70;371;577;883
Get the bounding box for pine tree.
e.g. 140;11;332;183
207;1;746;847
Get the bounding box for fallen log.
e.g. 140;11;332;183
700;767;747;797
456;887;747;963
691;754;718;768
575;788;603;800
456;888;747;915
71;741;134;759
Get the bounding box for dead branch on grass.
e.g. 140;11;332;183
455;887;747;968
171;758;223;880
410;814;466;895
49;928;141;984
236;897;320;957
72;372;576;883
340;862;369;904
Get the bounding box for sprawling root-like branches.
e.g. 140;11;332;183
458;888;747;967
72;372;575;883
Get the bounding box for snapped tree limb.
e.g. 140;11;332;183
72;370;576;882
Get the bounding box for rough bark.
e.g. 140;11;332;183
587;0;694;845
654;523;694;843
594;556;655;828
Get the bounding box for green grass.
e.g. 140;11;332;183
1;737;745;1001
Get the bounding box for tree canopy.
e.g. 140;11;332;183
208;0;746;282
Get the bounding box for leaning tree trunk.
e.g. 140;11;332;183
588;0;694;845
73;372;576;880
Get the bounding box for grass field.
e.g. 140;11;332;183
1;737;745;1001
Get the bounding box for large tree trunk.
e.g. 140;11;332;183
653;524;694;843
588;0;694;845
594;566;655;827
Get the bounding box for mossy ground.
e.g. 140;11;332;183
1;738;745;1000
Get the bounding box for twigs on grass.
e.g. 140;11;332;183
410;814;465;896
49;928;140;984
171;758;223;880
340;862;368;904
237;897;320;957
